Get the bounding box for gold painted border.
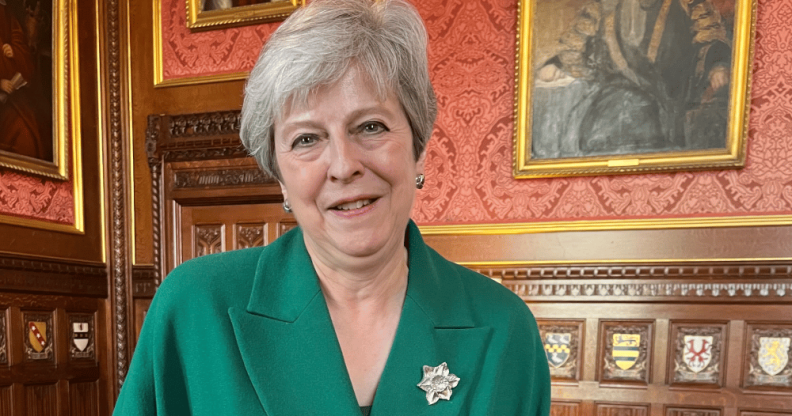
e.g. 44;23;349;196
513;0;757;178
418;214;792;235
186;0;301;31
0;0;84;233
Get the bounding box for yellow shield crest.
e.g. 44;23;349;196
28;321;47;353
613;334;641;370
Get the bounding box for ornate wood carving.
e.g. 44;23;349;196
173;168;271;189
69;314;95;361
132;265;157;297
23;311;54;362
195;224;224;257
596;403;649;416
145;112;248;164
666;408;721;416
0;254;107;297
108;0;129;392
278;219;298;237
551;401;580;416
538;320;583;382
600;321;653;384
745;323;792;390
0;310;6;365
669;322;727;386
26;384;57;415
236;223;266;249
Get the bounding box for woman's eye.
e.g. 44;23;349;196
361;122;387;134
293;135;317;148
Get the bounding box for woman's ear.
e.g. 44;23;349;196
278;180;289;203
416;149;427;174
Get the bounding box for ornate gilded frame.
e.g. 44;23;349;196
0;0;81;180
185;0;302;31
0;0;84;233
513;0;757;178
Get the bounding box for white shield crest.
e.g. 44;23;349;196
759;337;790;376
683;335;713;373
73;323;89;352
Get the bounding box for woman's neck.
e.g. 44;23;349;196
306;241;409;311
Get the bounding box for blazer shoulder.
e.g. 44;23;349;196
153;247;266;314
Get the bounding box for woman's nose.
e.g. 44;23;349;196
327;135;364;182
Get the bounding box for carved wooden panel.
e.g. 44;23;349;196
194;224;225;257
0;309;6;365
596;402;649;416
70;381;99;416
23;311;54;363
599;321;653;385
236;223;267;249
669;321;727;387
666;407;721;416
551;401;580;416
69;313;96;361
25;384;57;415
278;218;298;237
740;412;792;416
744;322;792;390
538;320;583;382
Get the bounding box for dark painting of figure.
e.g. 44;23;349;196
531;0;733;159
202;0;282;12
0;0;52;162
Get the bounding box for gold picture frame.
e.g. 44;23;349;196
513;0;757;178
186;0;302;32
0;0;81;180
0;0;84;233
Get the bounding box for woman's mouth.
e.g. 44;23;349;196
332;198;375;211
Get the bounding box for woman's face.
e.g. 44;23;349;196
274;66;425;261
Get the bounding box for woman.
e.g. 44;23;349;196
115;0;550;414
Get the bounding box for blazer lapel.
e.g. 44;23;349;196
371;222;493;415
228;229;359;415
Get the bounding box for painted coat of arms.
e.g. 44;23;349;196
544;333;571;368
684;335;713;373
759;337;790;376
613;334;641;370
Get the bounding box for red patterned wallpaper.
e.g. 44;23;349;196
160;0;792;225
0;169;74;224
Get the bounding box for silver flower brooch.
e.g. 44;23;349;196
417;362;460;405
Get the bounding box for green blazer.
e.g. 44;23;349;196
115;221;550;415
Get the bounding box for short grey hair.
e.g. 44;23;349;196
240;0;437;180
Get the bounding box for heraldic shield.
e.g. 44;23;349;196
759;337;790;376
544;333;571;368
28;322;47;353
73;323;89;352
684;335;713;373
613;334;641;370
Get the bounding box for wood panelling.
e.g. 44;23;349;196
70;381;99;416
0;385;10;415
596;403;650;416
665;407;721;416
25;383;57;416
551;401;581;416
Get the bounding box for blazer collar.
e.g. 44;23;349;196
246;220;476;329
232;220;486;415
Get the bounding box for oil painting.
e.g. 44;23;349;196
513;0;756;178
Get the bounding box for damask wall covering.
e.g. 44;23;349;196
162;0;790;224
0;166;74;224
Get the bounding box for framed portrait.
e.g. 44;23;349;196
0;0;79;180
186;0;303;31
513;0;757;178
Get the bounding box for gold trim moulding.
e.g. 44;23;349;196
154;71;249;88
186;0;302;32
0;213;84;235
418;214;792;236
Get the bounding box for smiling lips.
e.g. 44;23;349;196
331;198;378;216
